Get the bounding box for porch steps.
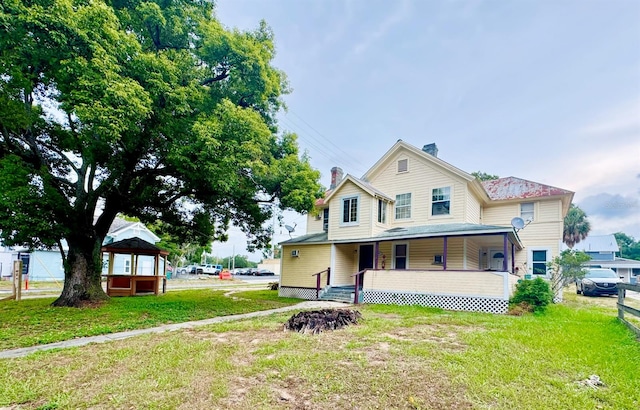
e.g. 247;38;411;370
319;286;355;303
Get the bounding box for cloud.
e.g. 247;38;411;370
579;193;640;219
351;0;412;55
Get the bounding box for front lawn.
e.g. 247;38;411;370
0;289;298;350
0;298;639;409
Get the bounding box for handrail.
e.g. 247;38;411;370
311;267;331;300
350;269;367;304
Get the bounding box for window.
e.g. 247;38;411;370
124;259;131;274
397;159;408;173
323;208;329;232
377;199;387;224
395;193;411;219
342;197;358;224
532;250;547;275
433;254;443;265
521;202;534;221
432;187;451;215
394;244;408;269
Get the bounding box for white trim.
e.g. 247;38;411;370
528;247;551;277
430;185;452;217
394;193;412;220
392;242;409;269
340;194;360;226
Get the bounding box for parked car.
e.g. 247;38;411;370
179;265;198;275
576;268;622;296
199;264;222;275
255;269;275;276
246;268;259;276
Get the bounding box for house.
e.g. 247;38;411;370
0;218;161;282
564;234;640;283
279;140;574;314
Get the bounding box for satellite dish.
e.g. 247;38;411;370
511;217;525;231
284;223;297;238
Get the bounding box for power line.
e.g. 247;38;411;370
285;110;371;173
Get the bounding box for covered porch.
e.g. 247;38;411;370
325;224;523;314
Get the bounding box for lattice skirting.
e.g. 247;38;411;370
279;286;317;300
362;291;508;314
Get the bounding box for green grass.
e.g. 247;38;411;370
0;289;298;350
1;295;639;409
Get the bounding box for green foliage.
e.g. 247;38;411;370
470;171;499;181
0;289;299;350
614;232;640;261
563;204;591;248
546;249;591;301
510;278;553;312
0;0;322;304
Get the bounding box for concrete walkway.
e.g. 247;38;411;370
0;301;349;360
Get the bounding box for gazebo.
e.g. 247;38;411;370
102;237;169;297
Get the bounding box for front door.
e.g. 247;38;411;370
489;250;505;271
358;244;374;272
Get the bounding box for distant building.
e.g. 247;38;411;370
564;234;640;283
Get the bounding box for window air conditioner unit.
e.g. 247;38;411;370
291;249;300;257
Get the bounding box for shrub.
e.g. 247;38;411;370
267;282;279;290
510;278;553;313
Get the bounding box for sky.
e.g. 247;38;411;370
210;0;640;261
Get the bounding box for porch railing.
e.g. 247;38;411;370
311;267;331;300
350;269;367;304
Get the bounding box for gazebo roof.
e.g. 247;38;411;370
101;237;169;256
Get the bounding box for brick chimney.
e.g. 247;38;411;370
330;167;343;190
422;143;438;157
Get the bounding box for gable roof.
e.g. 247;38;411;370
362;140;476;183
324;174;393;202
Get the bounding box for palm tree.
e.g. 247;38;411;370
563;204;591;248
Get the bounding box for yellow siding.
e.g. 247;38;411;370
327;182;373;241
445;237;465;270
366;149;470;226
482;200;564;272
306;212;324;234
362;269;506;297
405;238;445;269
281;244;331;288
333;244;358;285
465;238;481;270
466;190;481;223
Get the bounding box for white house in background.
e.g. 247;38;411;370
564;234;640;283
0;218;161;282
279;140;574;314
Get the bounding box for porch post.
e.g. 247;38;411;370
374;242;379;269
503;234;508;272
443;236;448;270
511;243;515;273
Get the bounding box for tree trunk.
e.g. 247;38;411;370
52;236;108;307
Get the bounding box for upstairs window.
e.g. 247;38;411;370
397;159;408;173
395;193;412;220
521;202;534;221
377;199;387;224
342;197;358;224
323;208;329;232
432;187;451;215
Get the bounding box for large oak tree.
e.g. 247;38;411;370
0;0;322;306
